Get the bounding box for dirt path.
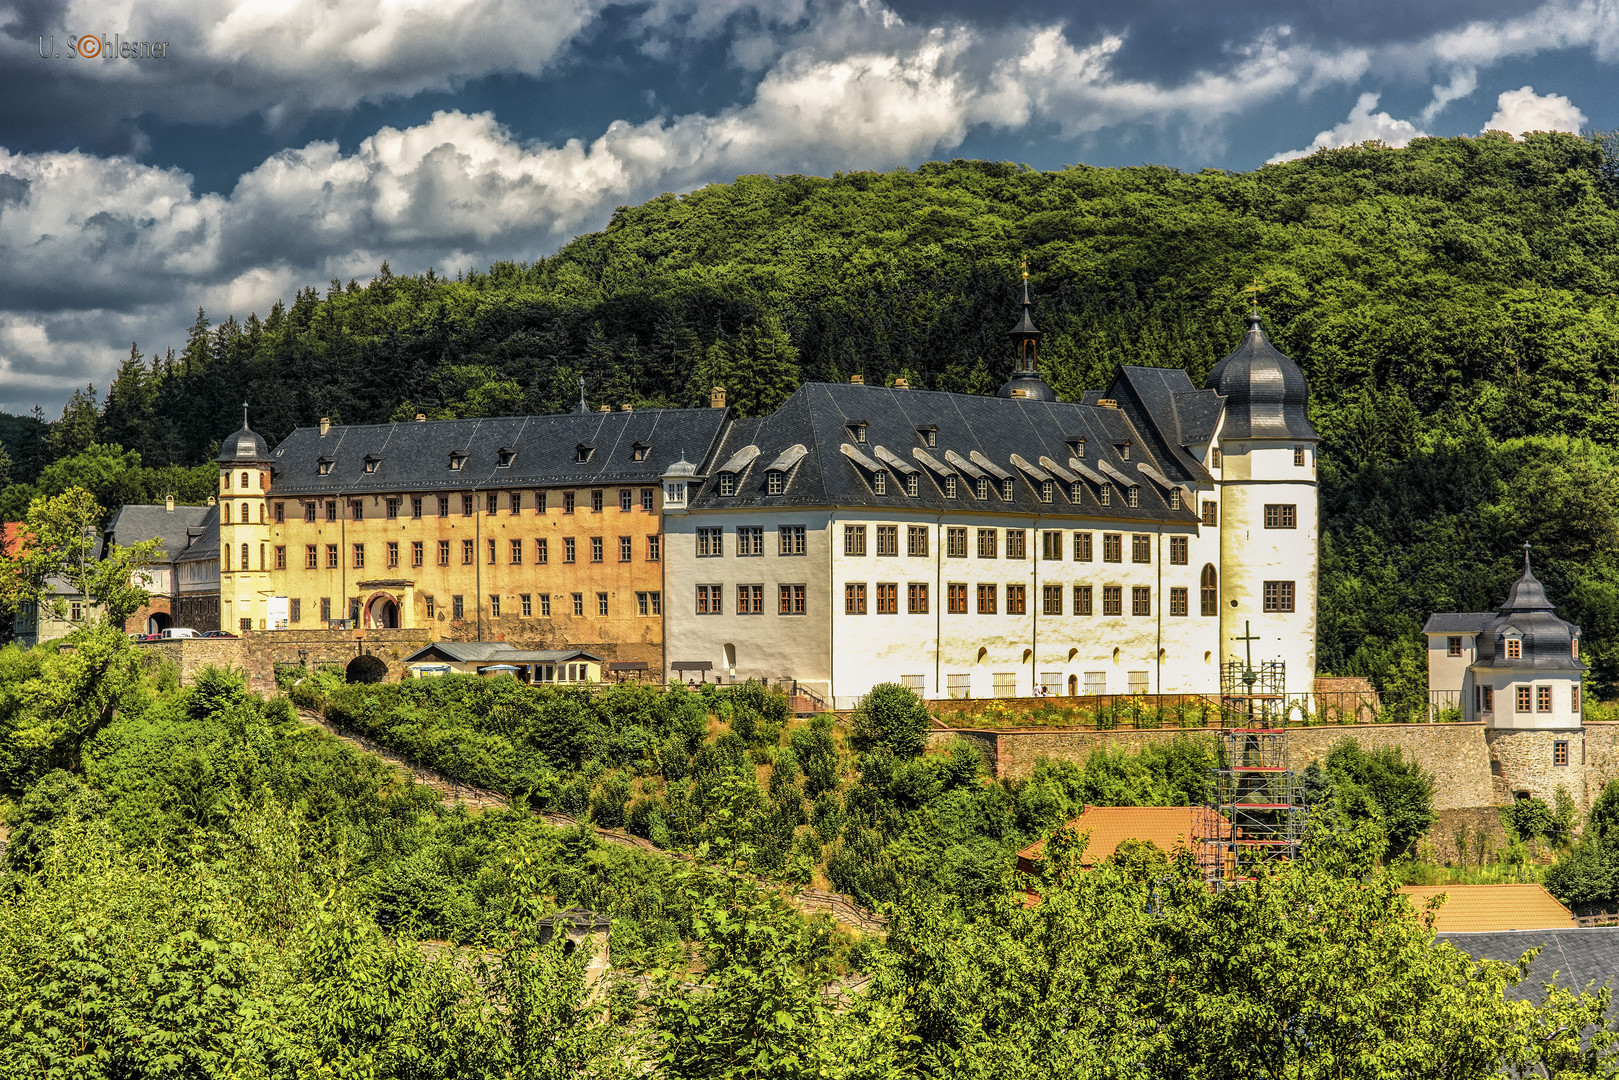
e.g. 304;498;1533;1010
294;707;888;933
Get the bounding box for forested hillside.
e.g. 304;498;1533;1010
6;131;1619;694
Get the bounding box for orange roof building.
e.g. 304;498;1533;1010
1398;884;1575;933
1016;805;1221;876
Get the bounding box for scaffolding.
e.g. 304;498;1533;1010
1196;727;1306;887
1220;659;1287;727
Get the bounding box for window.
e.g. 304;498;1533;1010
511;539;523;564
564;491;576;515
1211;447;1222;469
486;493;500;515
1294;447;1306;467
1102;533;1122;563
872;472;887;496
877;525;899;557
352;544;365;569
907;526;929;558
633;444;650;462
946;527;968;558
1506;638;1522;660
697;528;723;557
438;540;451;566
642;488;654;511
1201;565;1218;615
1170;536;1188;565
1132;535;1151;563
463;539;475;565
1574;637;1581;659
1006;530;1026;560
290;598;300;623
1132;587;1151;616
1263;580;1295;613
462;494;474;516
947;673;971;698
1202;501;1218;527
411;496;423;519
849;422;867;444
767;471;785;495
1075;532;1093;562
1516;685;1532;712
412;541;423;567
540;596;551;616
573;593;584;616
1042;585;1062;615
1040;480;1053;503
450;453;466;472
488;538;497;565
1103;586;1123;616
1555;740;1570;766
305;502;316;523
993;672;1017;698
490;594;501;618
718;473;736;497
452;595;464;619
387;541;399;568
350;500;363;521
844;525;867;556
1264;504;1297;529
898;471;917;498
1170;587;1188;617
647;535;661;561
638;591;663;616
438;496;450;517
305;544;318;569
947;583;968;614
1447;636;1463;657
876;583;898;614
1128;671;1149;695
259;542;265;569
919;427;937;447
590;537;603;563
386;498;399;520
845;582;867;615
1126;485;1139;508
326;544;339;569
1170;490;1181;511
535;490;549;513
575;445;593;463
945;476;957;499
977;584;997;615
1120;441;1131;461
1100;485;1111;507
908;582;929;614
977;528;998;559
779;584;807;615
597;592;609;616
1001;478;1014;500
779;526;807;555
1537;685;1553;713
274;502;285;523
535;539;548;564
274;545;287;570
975;477;990;500
564;538;576;563
620;489;633;512
591;490;604;513
619;536;633;562
1482;686;1493;711
520;594;532;617
1041;531;1062;560
1574;683;1584;713
738;527;764;556
737;584;765;614
326;500;338;522
319;597;332;623
1074;585;1093;615
1070;481;1083;503
504;492;519;515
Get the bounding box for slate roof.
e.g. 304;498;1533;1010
1400;884;1575;932
1472;555;1583;672
103;504;213;562
1015;806;1221;872
404;642;603;664
1203;313;1317;441
1097;366;1221;482
1440;928;1619;1018
686;382;1201;525
266;409;729;497
217;424;271;465
174;504;220;563
1422;613;1494;635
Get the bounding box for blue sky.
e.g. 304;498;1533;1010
0;0;1615;415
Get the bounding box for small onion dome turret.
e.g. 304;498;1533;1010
997;272;1056;402
1475;545;1583;672
1204;310;1316;440
216;404;271;464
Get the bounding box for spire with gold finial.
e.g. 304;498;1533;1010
998;257;1054;400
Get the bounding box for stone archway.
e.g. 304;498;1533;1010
146;611;172;635
366;594;399;629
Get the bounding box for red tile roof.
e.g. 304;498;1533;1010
0;522;23;558
1399;884;1575;933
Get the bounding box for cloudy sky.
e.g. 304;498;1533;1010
1;0;1615;416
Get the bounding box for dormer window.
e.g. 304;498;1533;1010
363;456;380;474
1119;441;1131;461
1069;438;1086;458
906;473;919;497
975;477;989;500
872;471;887;495
767;470;784;495
317;457;333;476
918;426;937;448
1070;481;1082;502
945;476;957;498
1170;490;1181;511
1127;485;1139;508
1100;485;1112;507
849;422;867;445
1573;637;1580;660
575;444;594;463
449;452;466;471
1212;447;1222;468
497;448;516;468
632;442;650;462
1506;637;1522;660
718;473;736;497
1001;478;1014;500
1041;480;1053;504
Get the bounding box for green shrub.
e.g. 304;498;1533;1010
850;683;929;757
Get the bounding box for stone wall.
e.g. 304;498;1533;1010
239;628;433;693
1485;727;1587;812
138;638;246;686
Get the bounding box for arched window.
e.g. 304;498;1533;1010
1200;564;1218;616
240;502;249;522
222;504;230;524
241;472;250;488
240;543;249;571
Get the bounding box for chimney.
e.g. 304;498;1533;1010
207;496;217;506
850;374;864;385
620;403;633;412
710;386;727;409
1097;398;1118;409
598;404;611;413
893;377;909;390
415;413;427;422
165;494;175;513
319;417;331;436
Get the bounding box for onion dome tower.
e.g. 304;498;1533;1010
1473;543;1584;730
1207;301;1319;696
997;263;1056;401
216;404;274;633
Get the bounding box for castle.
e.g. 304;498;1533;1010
204;283;1321;707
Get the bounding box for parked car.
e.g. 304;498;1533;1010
157;627;202;640
202;630;238;638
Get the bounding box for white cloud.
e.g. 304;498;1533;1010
1483;85;1588;135
1267;93;1425;163
1419;67;1478;124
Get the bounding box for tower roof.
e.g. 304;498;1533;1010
998;272;1055;402
1204;311;1316;441
216;405;271;464
1500;546;1556;613
1472;544;1583;671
